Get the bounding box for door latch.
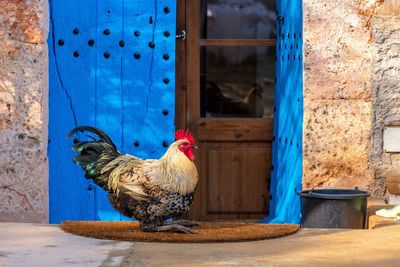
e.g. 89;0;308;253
176;30;186;40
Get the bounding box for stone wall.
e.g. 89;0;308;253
303;0;385;193
371;1;400;198
0;0;48;222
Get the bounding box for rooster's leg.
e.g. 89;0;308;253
157;224;197;234
168;219;199;227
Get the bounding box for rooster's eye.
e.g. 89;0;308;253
179;143;190;149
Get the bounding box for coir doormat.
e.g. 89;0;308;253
61;221;299;243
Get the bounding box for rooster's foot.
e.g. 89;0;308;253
157;224;197;234
168;219;199;227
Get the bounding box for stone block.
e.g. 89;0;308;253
370;14;400;197
0;0;46;44
0;150;47;222
385;167;400;195
374;0;400;17
387;183;400;195
385;168;400;184
303;99;373;190
303;0;376;100
369;215;400;229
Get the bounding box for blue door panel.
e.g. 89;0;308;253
265;0;303;224
49;0;98;223
49;0;176;223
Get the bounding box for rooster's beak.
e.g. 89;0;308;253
192;145;198;150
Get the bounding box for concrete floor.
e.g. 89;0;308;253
1;222;400;267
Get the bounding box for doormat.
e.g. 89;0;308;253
61;221;299;243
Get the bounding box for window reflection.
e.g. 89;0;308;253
200;46;275;118
201;0;276;39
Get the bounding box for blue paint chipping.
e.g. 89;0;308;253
48;0;176;223
264;0;303;224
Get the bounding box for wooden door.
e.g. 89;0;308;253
176;0;276;220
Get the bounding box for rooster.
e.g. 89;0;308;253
67;126;199;234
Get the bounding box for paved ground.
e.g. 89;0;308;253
1;222;400;267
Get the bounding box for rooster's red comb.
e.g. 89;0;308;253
175;129;195;144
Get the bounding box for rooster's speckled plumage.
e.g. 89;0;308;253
67;126;198;233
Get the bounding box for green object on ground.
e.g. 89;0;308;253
376;203;400;219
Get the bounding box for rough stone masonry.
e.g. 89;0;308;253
303;0;400;197
0;0;48;222
1;0;400;222
303;0;377;190
371;1;400;198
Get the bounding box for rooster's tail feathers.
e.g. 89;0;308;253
67;126;117;149
67;126;121;190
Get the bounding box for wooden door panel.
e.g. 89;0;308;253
197;119;273;141
179;0;275;221
206;143;271;215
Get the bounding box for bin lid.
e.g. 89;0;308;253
297;188;370;200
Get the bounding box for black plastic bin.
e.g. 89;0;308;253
298;188;370;229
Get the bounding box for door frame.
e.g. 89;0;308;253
176;0;204;218
175;0;187;131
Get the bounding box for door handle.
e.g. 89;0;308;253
176;30;186;40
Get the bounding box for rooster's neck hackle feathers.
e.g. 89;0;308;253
145;140;198;195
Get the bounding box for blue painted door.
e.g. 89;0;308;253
48;0;177;223
266;0;303;223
